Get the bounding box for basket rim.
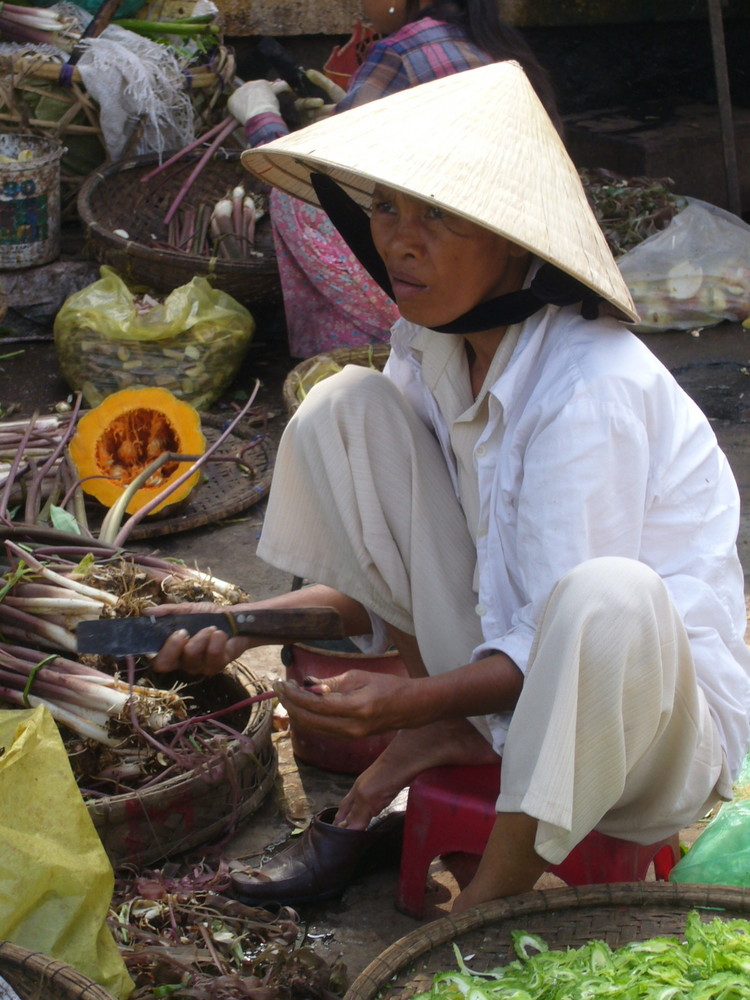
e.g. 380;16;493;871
85;661;273;813
282;343;392;415
0;940;116;1000
76;148;277;277
292;640;400;659
345;882;750;1000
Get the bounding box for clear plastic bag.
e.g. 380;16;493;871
54;266;255;409
618;198;750;333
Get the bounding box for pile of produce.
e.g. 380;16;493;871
0;2;78;46
0;141;34;163
414;912;750;1000
0;388;352;999
0;385;271;796
109;862;346;1000
0;530;261;796
135;120;268;263
287;345;386;410
579;167;682;257
0;386;266;543
53;275;256;410
0;0;218;47
159;183;265;261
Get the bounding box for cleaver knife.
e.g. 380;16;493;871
76;607;345;656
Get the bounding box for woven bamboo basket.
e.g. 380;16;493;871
0;49;230;218
345;883;750;1000
86;661;277;869
77;149;281;309
0;941;116;1000
282;343;392;416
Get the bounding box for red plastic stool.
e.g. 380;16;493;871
396;763;680;917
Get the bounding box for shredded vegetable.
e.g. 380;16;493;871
413;912;750;1000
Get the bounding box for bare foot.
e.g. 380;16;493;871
335;718;499;828
452;812;547;912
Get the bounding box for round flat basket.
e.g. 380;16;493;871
283;344;392;416
0;941;116;1000
0;412;274;542
346;883;750;1000
77;149;281;309
87;662;277;869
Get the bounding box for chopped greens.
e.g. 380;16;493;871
412;912;750;1000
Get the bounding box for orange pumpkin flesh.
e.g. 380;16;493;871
69;387;206;515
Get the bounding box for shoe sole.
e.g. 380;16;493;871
231;881;345;907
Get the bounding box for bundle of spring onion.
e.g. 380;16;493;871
0;537;237;746
162;184;265;259
0;641;184;746
0;529;263;794
418;912;750;1000
0;411;78;527
0;2;77;46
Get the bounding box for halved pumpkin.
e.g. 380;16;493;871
69;386;206;515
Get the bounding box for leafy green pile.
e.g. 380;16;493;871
579;167;683;257
414;912;750;1000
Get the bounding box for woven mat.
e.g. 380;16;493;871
345;883;750;1000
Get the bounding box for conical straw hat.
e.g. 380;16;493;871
242;61;638;323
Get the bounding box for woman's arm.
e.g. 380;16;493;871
274;648;524;740
227;79;290;146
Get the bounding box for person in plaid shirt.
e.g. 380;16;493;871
228;1;559;359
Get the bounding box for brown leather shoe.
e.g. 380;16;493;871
229;807;403;906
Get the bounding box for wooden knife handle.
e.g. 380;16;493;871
230;606;345;640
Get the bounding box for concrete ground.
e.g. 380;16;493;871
2;313;750;987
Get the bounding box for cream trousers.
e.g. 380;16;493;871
259;366;729;863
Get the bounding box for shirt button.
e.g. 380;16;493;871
475;603;488;616
475;444;487;458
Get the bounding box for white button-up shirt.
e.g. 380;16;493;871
385;305;750;776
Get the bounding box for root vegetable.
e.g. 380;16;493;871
666;261;704;299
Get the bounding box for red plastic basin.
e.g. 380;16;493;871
282;640;407;774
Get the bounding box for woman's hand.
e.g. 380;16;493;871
148;602;250;676
274;668;419;740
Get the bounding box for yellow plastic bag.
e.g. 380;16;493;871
0;706;134;1000
53;266;255;409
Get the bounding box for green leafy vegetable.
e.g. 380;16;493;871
49;505;81;535
413;912;750;1000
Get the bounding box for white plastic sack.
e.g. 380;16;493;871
77;25;195;162
618;197;750;332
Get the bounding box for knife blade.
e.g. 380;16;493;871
76;607;345;656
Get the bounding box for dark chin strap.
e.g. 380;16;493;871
310;172;602;333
